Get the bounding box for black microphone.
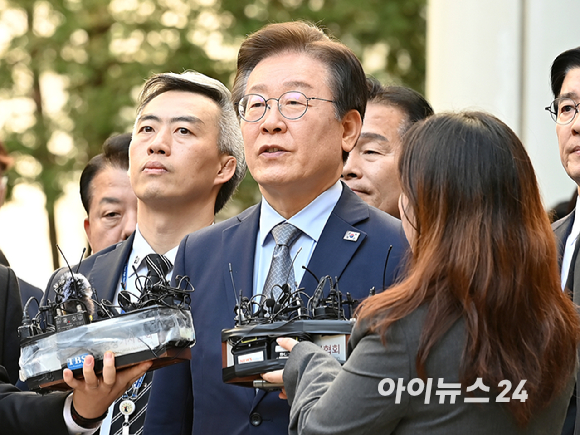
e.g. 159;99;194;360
310;275;331;309
265;298;276;315
277;283;292;306
54;272;95;317
117;290;136;313
302;265;319;284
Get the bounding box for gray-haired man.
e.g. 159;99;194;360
45;70;246;434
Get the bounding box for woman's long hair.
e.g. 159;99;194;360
358;111;580;426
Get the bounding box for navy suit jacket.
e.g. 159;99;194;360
45;232;135;313
145;185;408;435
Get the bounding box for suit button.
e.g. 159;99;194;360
250;412;262;426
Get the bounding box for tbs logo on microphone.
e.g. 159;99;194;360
66;353;90;370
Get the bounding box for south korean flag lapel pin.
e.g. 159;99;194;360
343;231;360;242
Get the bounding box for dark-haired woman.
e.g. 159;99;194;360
263;111;580;434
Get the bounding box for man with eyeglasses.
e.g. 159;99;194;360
547;46;580;435
145;21;407;435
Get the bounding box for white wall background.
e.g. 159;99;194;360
427;0;579;208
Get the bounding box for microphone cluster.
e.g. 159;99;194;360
222;266;373;388
233;269;359;327
19;257;196;392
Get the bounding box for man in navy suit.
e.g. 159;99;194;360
145;21;408;435
45;70;245;435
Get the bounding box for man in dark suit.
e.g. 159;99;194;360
547;47;580;435
45;71;245;435
145;21;408;435
0;263;23;384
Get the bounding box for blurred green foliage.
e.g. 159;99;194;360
0;0;426;268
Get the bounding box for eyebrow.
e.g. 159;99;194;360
359;132;389;142
559;92;579;100
137;114;205;125
99;197;122;206
249;80;314;94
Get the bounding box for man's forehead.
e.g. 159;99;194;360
137;91;218;121
141;90;217;112
245;52;328;93
560;67;580;96
249;80;315;94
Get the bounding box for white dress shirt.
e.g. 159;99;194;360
561;197;580;291
63;394;100;434
253;181;342;297
112;225;178;307
101;225;178;434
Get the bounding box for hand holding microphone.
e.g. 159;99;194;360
260;337;299;400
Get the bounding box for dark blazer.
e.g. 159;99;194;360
0;364;70;435
0;248;43;329
0;265;23;384
145;186;408;435
45;232;135;312
553;211;580;435
18;279;43;317
283;304;573;435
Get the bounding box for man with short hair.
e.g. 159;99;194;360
80;133;137;254
547;46;580;435
342;77;433;218
145;21;407;435
46;70;245;435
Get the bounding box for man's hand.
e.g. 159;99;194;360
63;351;152;419
261;337;299;399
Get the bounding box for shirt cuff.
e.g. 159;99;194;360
63;393;101;435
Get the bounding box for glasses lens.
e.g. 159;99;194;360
279;92;308;120
555;98;578;125
239;94;266;122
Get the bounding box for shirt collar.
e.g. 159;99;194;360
127;225;178;274
258;180;343;246
570;196;580;244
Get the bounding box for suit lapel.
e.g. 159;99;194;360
221;205;261;312
553;210;574;269
87;233;135;303
299;185;368;292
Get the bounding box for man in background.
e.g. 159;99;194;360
80;133;137;254
547;46;580;435
46;70;245;435
342;77;433;218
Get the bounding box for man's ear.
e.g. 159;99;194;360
83;218;92;243
214;155;236;186
340;109;362;154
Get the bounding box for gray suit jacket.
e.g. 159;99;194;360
284;304;573;435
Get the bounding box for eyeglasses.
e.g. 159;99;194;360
237;91;335;122
545;97;580;125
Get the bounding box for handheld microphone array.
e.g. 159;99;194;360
19;251;196;392
222;264;374;388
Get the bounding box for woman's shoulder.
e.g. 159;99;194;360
350;303;465;362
